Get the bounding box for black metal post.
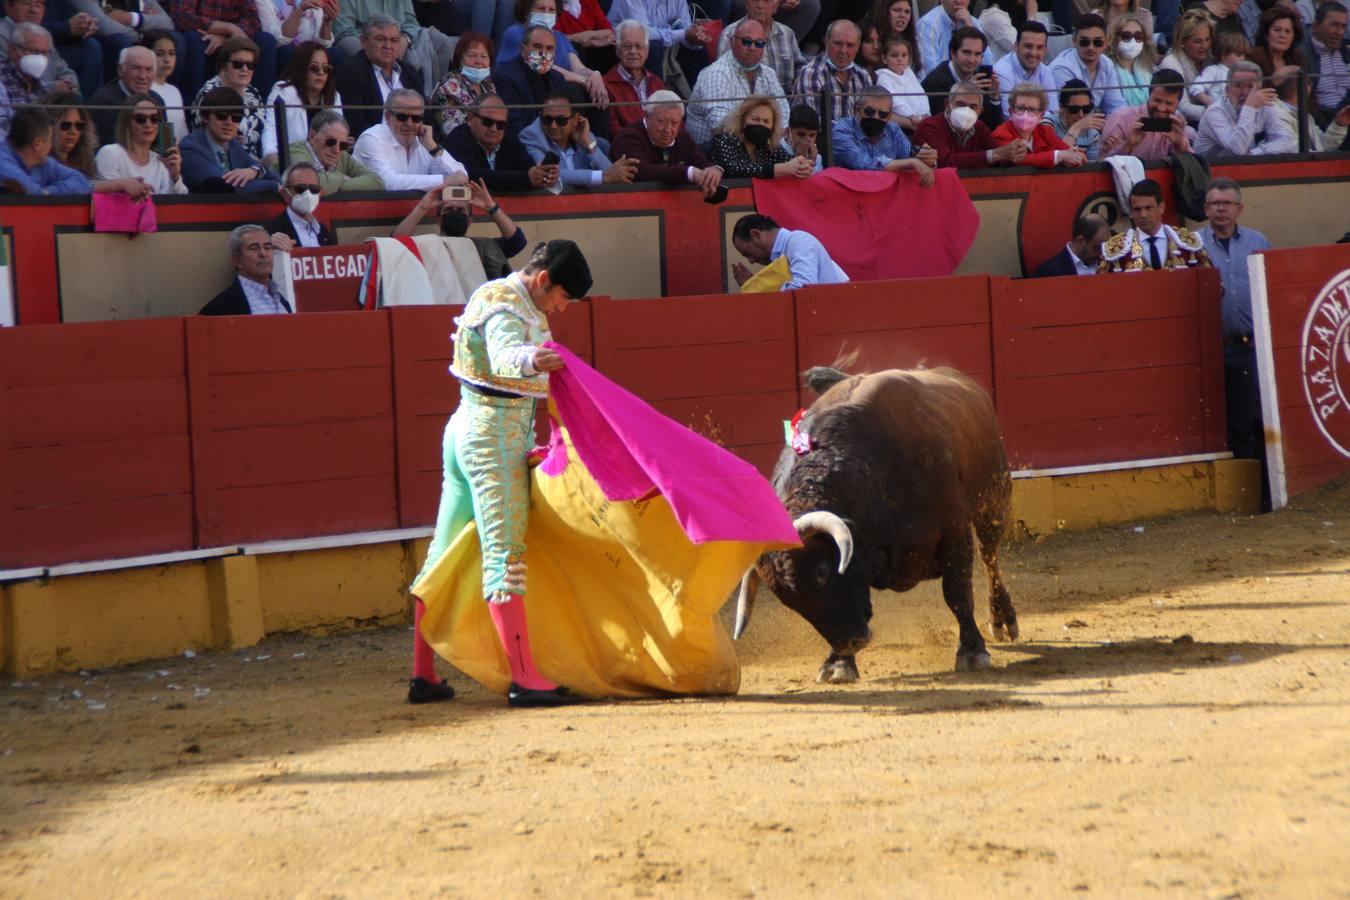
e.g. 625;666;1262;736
275;96;290;173
1295;69;1307;154
819;86;834;170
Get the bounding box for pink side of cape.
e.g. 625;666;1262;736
540;343;800;547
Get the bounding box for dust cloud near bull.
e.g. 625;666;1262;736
736;364;1018;683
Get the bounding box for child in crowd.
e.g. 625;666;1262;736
874;36;928;133
1193;31;1252;107
145;31;189;143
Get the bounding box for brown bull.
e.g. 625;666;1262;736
735;365;1018;683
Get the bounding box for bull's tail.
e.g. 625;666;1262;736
804;366;850;395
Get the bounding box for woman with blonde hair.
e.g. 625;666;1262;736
709;95;813;179
95;94;187;196
1107;13;1157;106
1159;9;1214;124
1091;0;1153;39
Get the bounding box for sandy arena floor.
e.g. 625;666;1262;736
2;480;1349;898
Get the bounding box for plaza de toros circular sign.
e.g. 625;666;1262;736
1300;268;1350;458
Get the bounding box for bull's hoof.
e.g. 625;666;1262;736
817;656;860;684
990;620;1020;642
954;650;992;672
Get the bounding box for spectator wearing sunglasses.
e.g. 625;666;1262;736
1049;13;1127;115
685;19;789;148
290;109;382;192
833;84;937;179
444;92;552;191
95;92;186;194
180;85;281;192
167;0;280;100
189;36;265;159
265;161;335;251
1106;13;1157;107
262;41;344;168
0;106;89;195
520;89;639;187
1051;77;1106;158
353;87;468;190
43;91;95;176
88;44;165;150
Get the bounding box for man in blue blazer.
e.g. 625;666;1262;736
180;86;281;194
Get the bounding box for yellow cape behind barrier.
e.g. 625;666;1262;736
738;256;792;293
412;428;781;699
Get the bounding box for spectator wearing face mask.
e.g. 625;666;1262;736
392;178;527;279
831;85;937;181
0;21;48;142
264;160;335;252
708;94;811;179
492;23;569;136
913;78;1028;167
992;82;1087;167
430;31;497;137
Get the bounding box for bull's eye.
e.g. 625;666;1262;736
815;560;831;587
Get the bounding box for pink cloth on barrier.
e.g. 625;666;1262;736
751;168;980;280
539;343;800;547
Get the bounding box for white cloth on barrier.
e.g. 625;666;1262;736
412;234;488;302
1104;155;1145;210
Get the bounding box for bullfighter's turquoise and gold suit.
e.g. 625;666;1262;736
414;273;551;603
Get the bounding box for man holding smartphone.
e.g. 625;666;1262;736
921;26;1004;130
1101;68;1193;159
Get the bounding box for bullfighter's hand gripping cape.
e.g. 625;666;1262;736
412;344;801;698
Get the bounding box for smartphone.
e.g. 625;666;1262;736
541;151;561;166
155;122;170;156
1141;116;1173;133
441;184;470;202
702;183;729;205
976;64;994;79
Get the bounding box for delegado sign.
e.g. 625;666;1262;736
1252;246;1350;507
275;244;369;313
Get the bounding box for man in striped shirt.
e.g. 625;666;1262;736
791;19;873;119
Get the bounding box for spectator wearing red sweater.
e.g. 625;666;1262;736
556;0;615;72
990;82;1087;168
912;79;1027;168
603;19;664;136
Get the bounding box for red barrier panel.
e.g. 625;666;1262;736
794;277;994;396
0;319;194;566
186;312;399;546
1250;245;1350;506
990;269;1226;469
389;301;595;527
591;293;797;475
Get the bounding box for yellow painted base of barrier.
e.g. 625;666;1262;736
1;459;1261;677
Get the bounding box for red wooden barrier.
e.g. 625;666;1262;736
591;293;797;475
990;269;1226;469
794;277;995;396
389;301;595;527
186;312;399;545
0;319;194;567
1250;245;1350;505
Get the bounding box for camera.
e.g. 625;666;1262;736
441;185;471;202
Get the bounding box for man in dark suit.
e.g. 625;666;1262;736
921;27;1004;131
86;44;164;147
492;24;570;138
263;160;336;250
1032;213;1109;278
443;94;552;193
333;14;425;138
180;85;282;193
200;224;294;316
611;90;723;196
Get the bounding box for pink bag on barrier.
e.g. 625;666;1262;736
91;192;158;235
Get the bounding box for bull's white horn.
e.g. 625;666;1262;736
793;511;854;574
733;567;761;640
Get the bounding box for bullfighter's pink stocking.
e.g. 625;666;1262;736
488;595;557;691
412;599;438;682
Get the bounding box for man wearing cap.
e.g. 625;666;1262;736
408;239;593;709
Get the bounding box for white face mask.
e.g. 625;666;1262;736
528;11;556;28
19;53;47;79
289;189;320;216
1117;38;1144;60
947;105;978;131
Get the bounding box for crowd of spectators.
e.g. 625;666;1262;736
0;0;1341;201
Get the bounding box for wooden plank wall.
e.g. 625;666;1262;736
794;277;995;395
591;293;798;475
990;269;1226;470
186;312;400;546
0;319;194;567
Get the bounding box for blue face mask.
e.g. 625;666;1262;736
528;11;556;28
461;65;491;83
